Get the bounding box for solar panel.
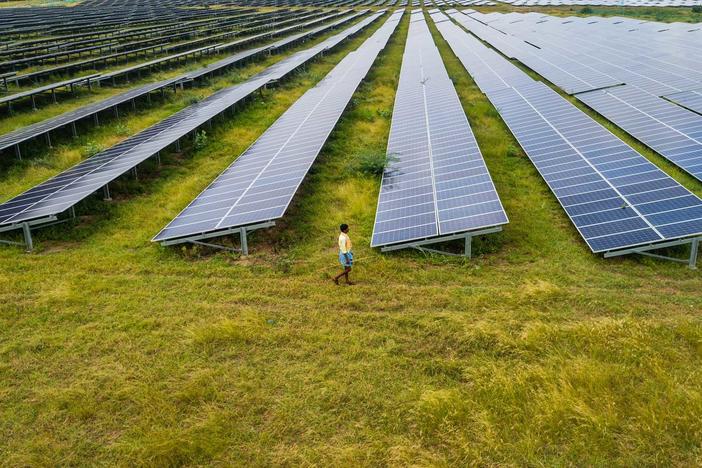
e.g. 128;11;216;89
0;74;100;110
371;10;507;249
154;10;403;246
665;89;702;116
0;13;383;237
432;10;702;258
449;10;623;94
0;77;179;155
577;85;702;182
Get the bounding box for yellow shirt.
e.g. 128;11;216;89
338;233;352;254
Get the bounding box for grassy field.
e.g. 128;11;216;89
2;8;702;466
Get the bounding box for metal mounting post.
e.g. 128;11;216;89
380;227;503;258
690;238;699;269
71;122;78;138
604;236;702;269
15;144;21;160
103;184;111;201
240;227;248;256
159;221;275;255
22;222;33;252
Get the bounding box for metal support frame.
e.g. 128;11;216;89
159;221;276;255
0;216;58;252
604;236;702;269
380;226;503;258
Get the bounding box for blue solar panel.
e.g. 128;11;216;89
371;10;507;248
577;85;702;182
665;89;702;117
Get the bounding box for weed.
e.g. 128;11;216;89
354;151;397;176
194;130;208;152
82;140;103;157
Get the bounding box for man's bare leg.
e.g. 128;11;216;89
333;268;347;285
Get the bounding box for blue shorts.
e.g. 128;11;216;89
339;251;353;268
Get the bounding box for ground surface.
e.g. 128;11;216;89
1;7;702;466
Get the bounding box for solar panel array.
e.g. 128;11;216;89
371;10;507;248
2;9;319;87
154;10;403;244
434;9;702;254
457;11;702;184
497;0;702;5
0;12;380;230
0;10;364;157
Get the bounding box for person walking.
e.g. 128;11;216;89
333;223;354;285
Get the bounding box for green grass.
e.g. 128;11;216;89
1;9;702;466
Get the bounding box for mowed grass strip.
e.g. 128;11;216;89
0;8;701;467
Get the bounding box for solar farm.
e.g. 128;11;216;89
2;0;702;464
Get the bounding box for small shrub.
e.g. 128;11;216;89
355;152;398;176
377;108;392;119
114;121;129;136
693;5;702;13
194;130;208;152
506;145;521;158
82;141;103;157
579;6;593;13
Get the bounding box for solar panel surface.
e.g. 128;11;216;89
371;10;507;248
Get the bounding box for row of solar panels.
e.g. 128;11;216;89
435;9;702;258
371;10;507;249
